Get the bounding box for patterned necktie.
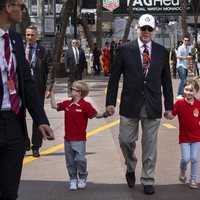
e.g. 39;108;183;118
2;33;20;114
143;44;150;75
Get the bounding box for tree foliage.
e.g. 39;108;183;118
53;0;75;63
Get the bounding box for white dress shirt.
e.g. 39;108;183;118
0;29;17;110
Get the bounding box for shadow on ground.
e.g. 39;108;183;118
18;180;200;200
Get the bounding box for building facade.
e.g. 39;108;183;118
25;0;199;49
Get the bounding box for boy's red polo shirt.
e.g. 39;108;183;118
57;98;97;141
172;98;200;143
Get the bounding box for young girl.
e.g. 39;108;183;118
167;79;200;189
51;80;109;190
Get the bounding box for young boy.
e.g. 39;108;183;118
51;80;109;190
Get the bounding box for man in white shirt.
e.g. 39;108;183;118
176;36;193;99
106;14;173;195
64;39;87;93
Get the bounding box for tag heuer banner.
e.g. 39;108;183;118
103;0;119;11
127;0;195;14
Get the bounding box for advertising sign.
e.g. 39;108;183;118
103;0;119;11
127;0;187;14
44;18;55;35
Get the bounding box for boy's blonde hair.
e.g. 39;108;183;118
184;79;199;92
72;81;89;98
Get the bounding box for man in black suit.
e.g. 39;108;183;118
25;25;54;157
92;43;101;75
64;39;87;91
0;1;54;199
171;43;178;78
106;14;173;195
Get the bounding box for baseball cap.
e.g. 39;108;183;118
138;14;155;28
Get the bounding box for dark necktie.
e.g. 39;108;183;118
143;44;150;75
2;33;20;114
75;48;79;64
28;46;34;64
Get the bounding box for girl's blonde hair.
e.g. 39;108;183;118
72;81;89;98
183;79;199;92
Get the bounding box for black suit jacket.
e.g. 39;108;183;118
171;48;177;64
0;30;50;137
64;47;87;72
106;39;173;119
29;44;54;99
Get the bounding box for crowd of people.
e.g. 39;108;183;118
170;38;200;99
1;0;200;199
75;39;124;77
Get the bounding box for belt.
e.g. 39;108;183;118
0;110;18;119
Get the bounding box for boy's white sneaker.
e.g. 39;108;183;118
78;179;87;189
69;180;77;190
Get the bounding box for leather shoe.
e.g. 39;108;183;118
143;185;155;195
32;149;40;157
125;171;135;187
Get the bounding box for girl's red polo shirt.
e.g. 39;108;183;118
57;98;97;141
172;98;200;143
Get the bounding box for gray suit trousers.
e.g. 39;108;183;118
119;115;161;185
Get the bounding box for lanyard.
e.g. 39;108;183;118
1;50;13;77
26;47;36;67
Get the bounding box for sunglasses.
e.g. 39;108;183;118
140;26;154;32
184;40;189;42
10;3;26;11
72;42;78;44
69;87;79;93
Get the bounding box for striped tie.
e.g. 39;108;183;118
3;33;20;114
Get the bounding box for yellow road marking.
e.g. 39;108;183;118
105;86;120;104
162;123;176;129
24;87;176;164
87;120;120;137
23;144;64;164
106;88;176;129
23;120;120;164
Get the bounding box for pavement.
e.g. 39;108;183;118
18;73;200;200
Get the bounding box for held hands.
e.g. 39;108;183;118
106;105;115;116
38;124;55;140
103;111;111;118
164;110;174;120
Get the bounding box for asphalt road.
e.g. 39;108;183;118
18;74;200;200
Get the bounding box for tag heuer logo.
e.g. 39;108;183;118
103;0;119;11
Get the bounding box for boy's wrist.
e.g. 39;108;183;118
103;112;109;118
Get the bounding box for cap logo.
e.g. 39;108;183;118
145;17;151;22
